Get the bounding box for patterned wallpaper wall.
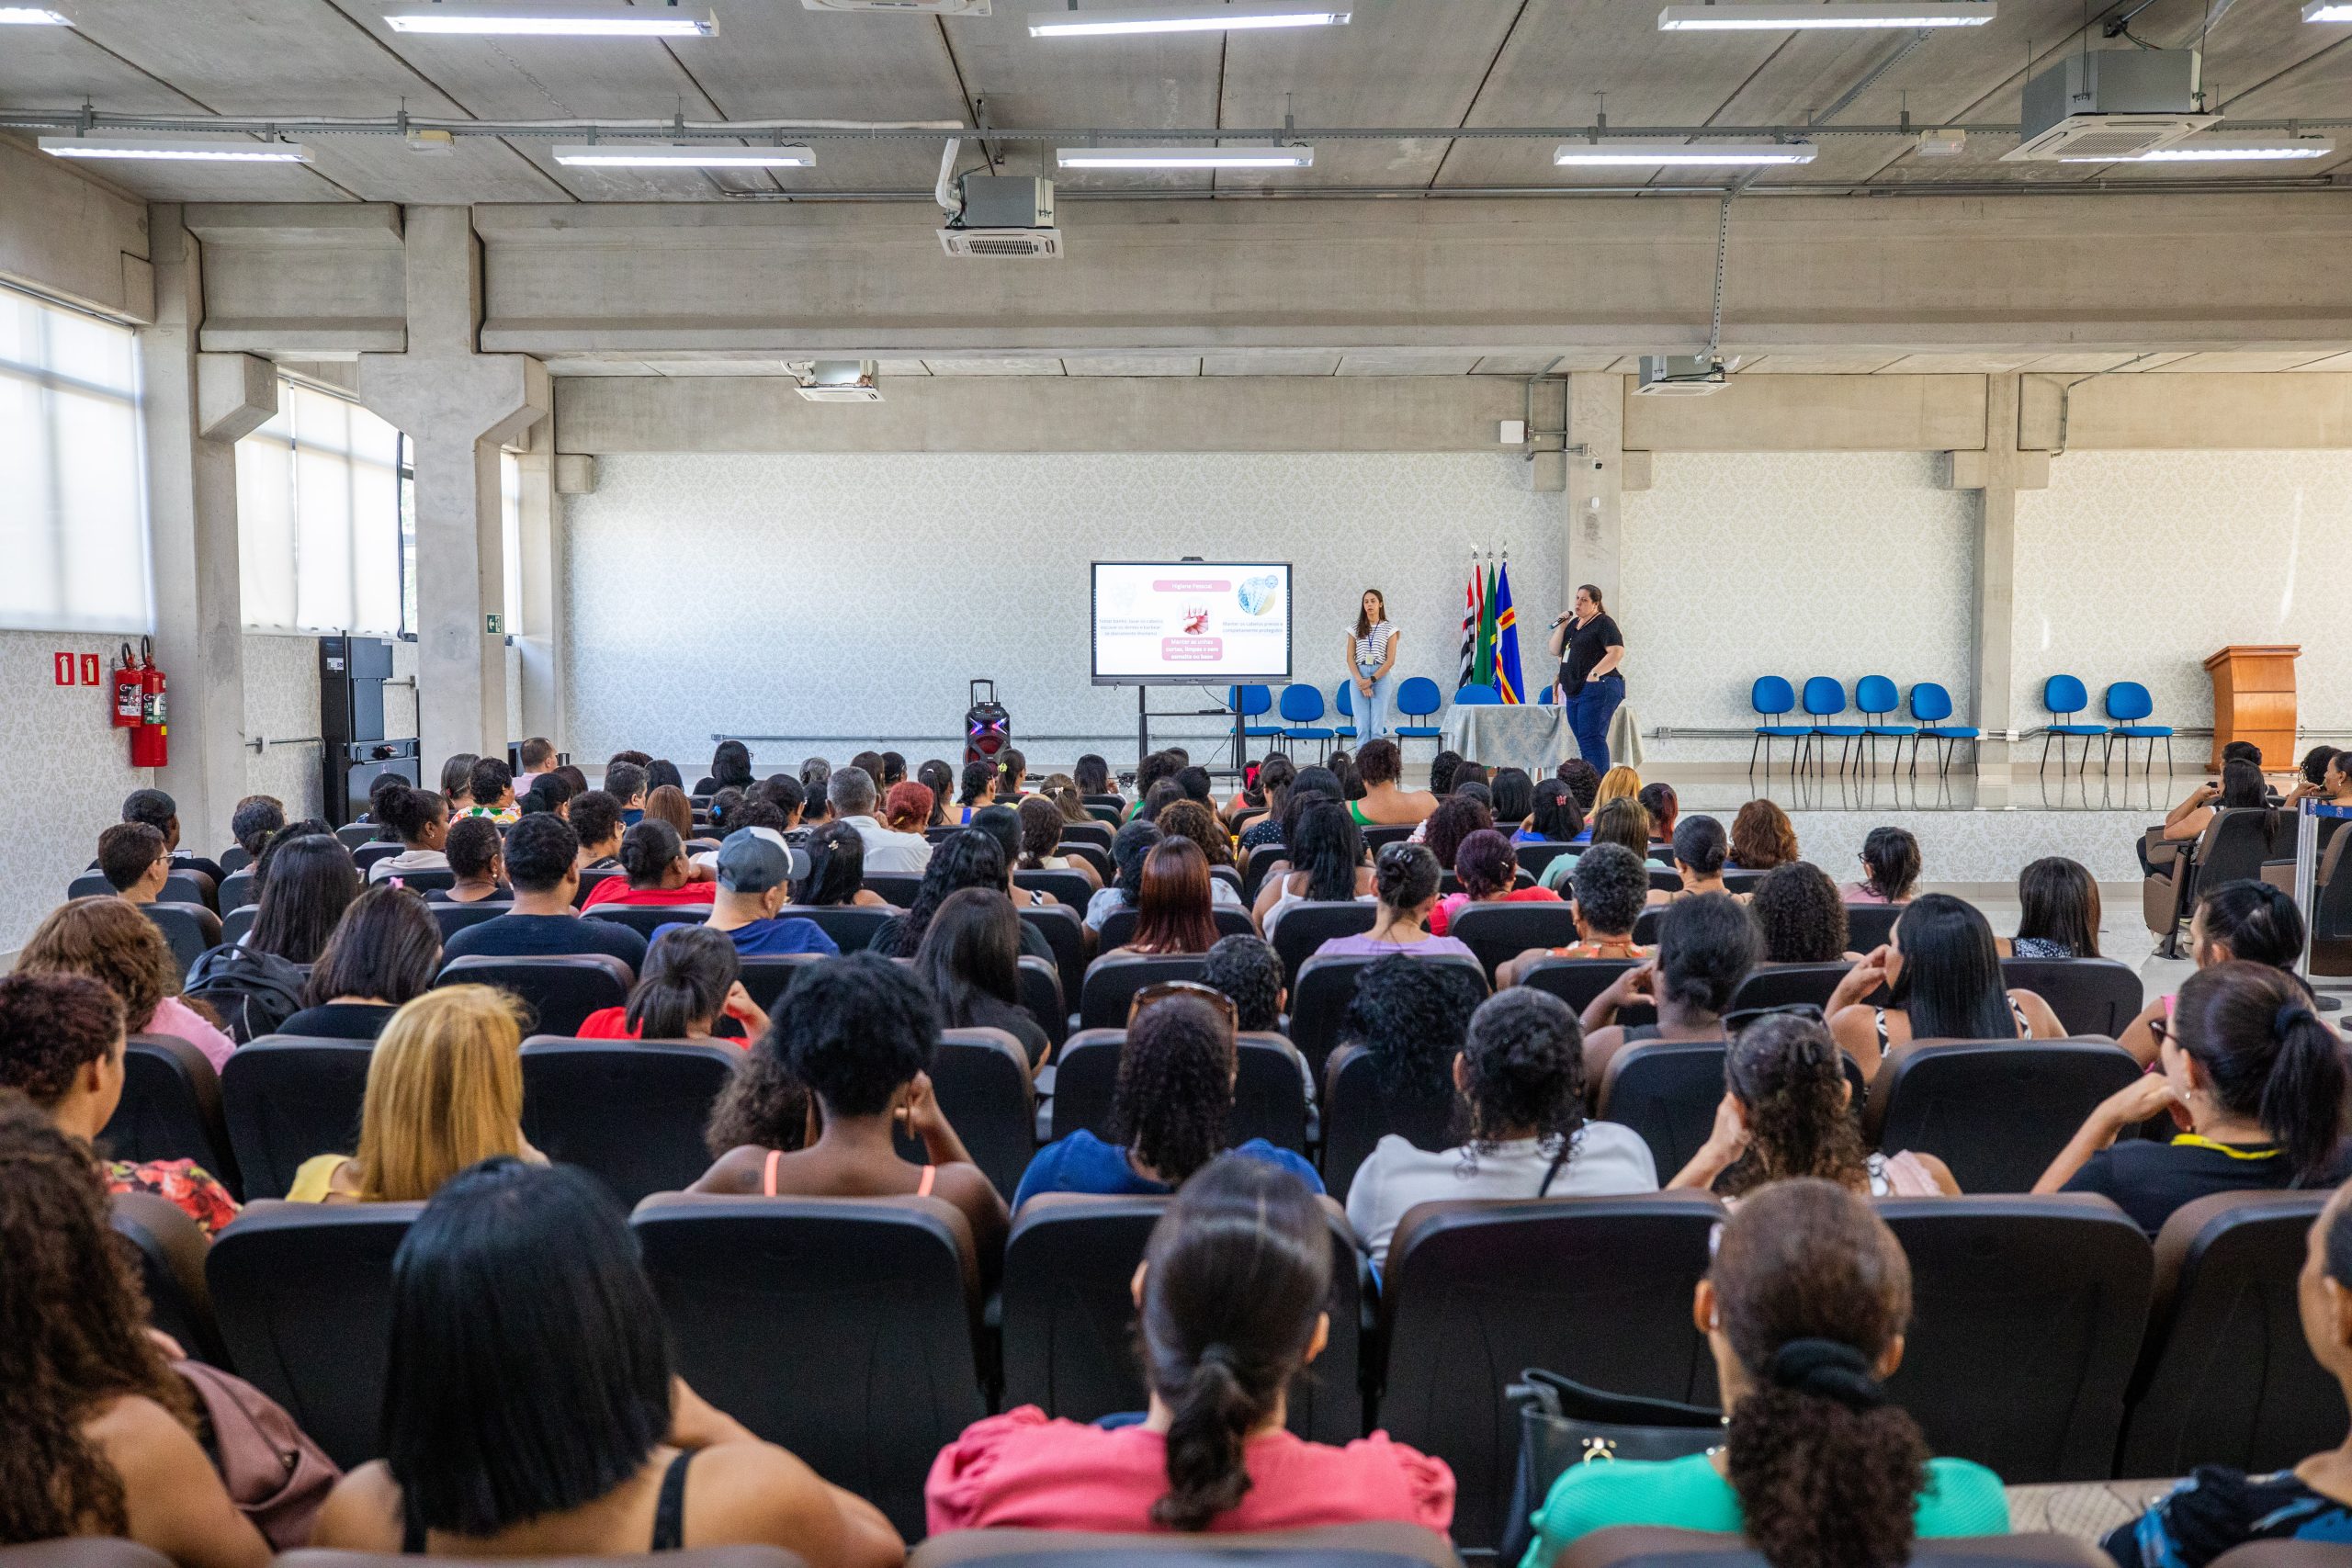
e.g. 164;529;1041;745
2014;449;2352;745
562;452;1563;772
1622;452;1979;761
0;631;150;958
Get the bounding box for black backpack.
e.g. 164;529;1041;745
183;944;308;1044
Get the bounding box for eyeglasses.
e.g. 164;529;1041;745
1127;980;1240;1027
2147;1018;2170;1049
1722;1001;1826;1034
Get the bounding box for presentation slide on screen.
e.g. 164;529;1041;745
1091;561;1294;684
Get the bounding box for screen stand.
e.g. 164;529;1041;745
1126;684;1247;782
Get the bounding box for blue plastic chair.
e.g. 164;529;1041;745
2041;674;2106;775
1853;675;1917;774
1229;684;1284;770
1331;682;1359;741
1907;682;1980;776
1453;684;1502;706
2102;681;2174;775
1749;676;1807;775
1799;677;1866;775
1277;683;1335;757
1393;677;1444;756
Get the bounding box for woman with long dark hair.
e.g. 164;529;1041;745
1827;894;2064;1078
865;829;1050;964
1234;753;1295;844
917;887;1048;1067
2153;757;2271;864
247;832;361;967
1072;753;1115;801
933;1157;1446;1534
1521;1179;2007;1568
956;761;997;825
1579;892;1758;1086
1999;855;2100;959
2119;878;2304;1065
796;820;887;908
917;760;956;829
696;739;755;795
2039;960;2350;1231
283;885;444;1040
1520;778;1584;845
1105;840;1223;958
1256;799;1373;935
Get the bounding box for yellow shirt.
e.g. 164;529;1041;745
287;1153;351;1202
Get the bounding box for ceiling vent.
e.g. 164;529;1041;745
2004;49;2214;161
802;0;989;13
939;173;1062;259
793;361;882;402
1633;355;1734;397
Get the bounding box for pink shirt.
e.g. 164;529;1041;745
148;994;235;1073
926;1406;1452;1538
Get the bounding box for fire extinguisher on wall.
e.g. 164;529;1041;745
111;642;143;728
129;637;168;769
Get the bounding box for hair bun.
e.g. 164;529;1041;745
1768;1337;1885;1411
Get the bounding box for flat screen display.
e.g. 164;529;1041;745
1090;561;1294;686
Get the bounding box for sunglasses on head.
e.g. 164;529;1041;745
1127;980;1239;1028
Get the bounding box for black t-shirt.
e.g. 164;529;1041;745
441;911;650;967
869;915;1053;964
278;1001;398;1041
2064;1134;2351;1235
959;993;1051;1068
1559;614;1624;695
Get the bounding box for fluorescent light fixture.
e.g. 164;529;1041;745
1553;140;1817;166
2303;2;2352;20
2060;135;2337;163
384;2;716;36
0;7;72;22
1057;144;1314;168
1030;4;1348;38
553;142;815;167
1660;2;1993;28
39;135;314;163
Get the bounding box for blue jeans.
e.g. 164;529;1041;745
1566;673;1624;774
1354;662;1388;740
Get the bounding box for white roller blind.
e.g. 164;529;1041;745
0;286;152;633
237;382;402;634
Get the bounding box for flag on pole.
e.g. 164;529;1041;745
1474;558;1499;689
1456;558;1482;690
1493;559;1525;705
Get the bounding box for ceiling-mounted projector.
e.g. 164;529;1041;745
794;361;883;402
1633;355;1735;397
939;174;1062;259
2003;49;2214;161
801;0;989;12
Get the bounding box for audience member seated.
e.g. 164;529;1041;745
2143;759;2270;874
18;897;235;1072
647;759;686;795
1591;766;1639;813
1172;762;1216;807
1842;826;1922;906
1347;987;1657;1269
1749;862;1854;964
797;820;888;908
1668;1013;1959;1199
645;783;698;846
1073;751;1119;804
440;816;649;966
312;1156;902;1568
869;830;1052;962
245;831;362;968
1639;782;1679;845
1014;795;1102;891
1428;750;1464;797
954;761;999;825
1332;954;1483;1148
98;820;172;905
1201;933;1286;1032
917;887;1051;1066
289;986;540;1202
752;773;808;832
1139;780;1186;822
886;781;935;840
1580;892;1758;1085
230;793;286;868
695;739;756;796
2286;744;2341;805
1152;801;1247;911
435;816;508;905
579;925;766;1044
1248;766;1342;874
933;1156;1450;1534
1451;761;1488;795
693;954;1008;1258
368;785;451;884
1659;814;1732;904
584;820;718;910
1826;894;2064;1079
799;757;834;826
1430;829;1561;935
1997;855;2101;958
1420;794;1494;869
1259;801;1375;934
1540;798;1648;889
506;735;549;793
1556;758;1601;815
1084;820;1163;933
281;885;443;1041
121;786;225;890
878;751;907;790
1486;767;1535;837
1014;987;1322;1208
1519;1178;2006;1568
1728;798;1801;872
549;763;592;799
1312;842;1474;962
465;757;520;824
2298;747;2352;807
2105;1180;2352;1567
519;773;575;822
440;751;479;815
0;1095;273;1568
832;765;932;874
969;805;1064;910
1345;738;1437;827
1001;749;1035;802
1519;778;1584;846
2037;960;2350;1232
657;829;838;959
1235;755;1297;848
1499;842;1653;985
569;788;626;872
1101;840;1226;960
0;971;239;1235
2119;879;2305;1065
604;761;650;828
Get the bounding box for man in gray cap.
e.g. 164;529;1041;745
654;827;838;957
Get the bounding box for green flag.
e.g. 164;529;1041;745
1474;560;1498;687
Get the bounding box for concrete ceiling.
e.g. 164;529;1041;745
6;0;2350;205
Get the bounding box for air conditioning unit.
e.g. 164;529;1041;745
1632;354;1732;397
2004;49;2214;162
802;0;988;13
793;360;882;403
939;174;1062;259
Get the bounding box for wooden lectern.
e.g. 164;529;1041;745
2204;645;2300;771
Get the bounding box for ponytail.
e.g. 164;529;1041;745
2261;998;2346;1184
2177;961;2349;1185
1152;1347;1259;1531
625;927;736;1041
624;974;705;1040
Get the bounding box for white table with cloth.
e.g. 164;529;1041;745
1435;700;1644;774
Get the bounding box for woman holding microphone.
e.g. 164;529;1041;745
1349;588;1400;741
1549;583;1627;775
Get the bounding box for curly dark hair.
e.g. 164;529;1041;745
1858;826;1921;903
1428;750;1464;796
1340;954;1482;1105
1567;842;1648;938
1453;829;1520;900
0;972;123;1106
1460;989;1587;1157
776;953;937;1118
1555;758;1601;811
1714;1178;1928;1568
444;817;503;882
1110;994;1238;1185
0;1092;194;1540
1424;795;1494;871
1717;1014;1866;1197
567;789;625;853
1155;799;1235;870
1749;863;1849;964
1355;738;1402;787
1201;935;1283;1032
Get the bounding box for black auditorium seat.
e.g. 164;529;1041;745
1077;953;1209;1033
1048;1029;1307;1154
1318;1043;1458;1201
100;1033;241;1199
110;1189;231;1367
1865;1039;2143;1194
519;1038;738;1206
1450;903;1583;983
888;1027;1035;1201
435;952;633;1036
1289;952;1486;1085
1997;957;2145;1039
220;1036;373;1201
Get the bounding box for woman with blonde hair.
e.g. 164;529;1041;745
1594;766;1642;810
1038;774;1090;826
16;897;234;1072
288;986;540;1202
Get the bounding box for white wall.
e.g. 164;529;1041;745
243;632;323;823
0;633;151;959
561;452;1562;773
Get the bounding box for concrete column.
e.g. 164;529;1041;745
1564;372;1625;615
142;206;273;853
1948;375;2049;773
357;207;548;772
513;418;565;750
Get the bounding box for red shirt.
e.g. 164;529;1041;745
1429;885;1563;936
580;879;718;910
925;1406;1453;1537
575;1007;749;1047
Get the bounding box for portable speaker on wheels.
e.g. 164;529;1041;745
965;680;1010;767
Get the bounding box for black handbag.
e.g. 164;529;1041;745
1498;1367;1724;1566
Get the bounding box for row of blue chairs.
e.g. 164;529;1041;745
1231;679;1453;762
1751;675;2175;778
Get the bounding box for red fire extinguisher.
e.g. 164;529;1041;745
130;637;168;769
111;642;143;728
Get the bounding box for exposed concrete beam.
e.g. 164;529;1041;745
1624;375;1988;452
187;203;405;356
2020;372;2352;450
0;138;150;321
